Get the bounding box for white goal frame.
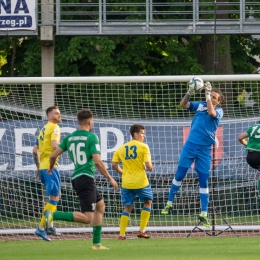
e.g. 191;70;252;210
0;74;260;239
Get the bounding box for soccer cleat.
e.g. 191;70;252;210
35;227;51;242
46;227;61;236
90;244;109;250
137;231;150;239
44;210;53;230
198;213;211;228
118;236;127;240
161;203;173;215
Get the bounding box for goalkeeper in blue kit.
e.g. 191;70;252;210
161;81;225;228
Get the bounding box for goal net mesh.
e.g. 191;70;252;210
0;76;259;240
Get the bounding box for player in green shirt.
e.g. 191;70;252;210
45;109;118;250
238;123;260;201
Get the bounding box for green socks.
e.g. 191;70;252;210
53;212;74;222
93;225;102;244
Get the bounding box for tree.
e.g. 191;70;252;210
0;0;260;118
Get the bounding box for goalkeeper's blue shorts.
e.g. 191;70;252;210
178;141;211;174
121;185;153;206
40;168;61;197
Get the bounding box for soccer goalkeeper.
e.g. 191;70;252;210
112;124;153;240
161;82;225;228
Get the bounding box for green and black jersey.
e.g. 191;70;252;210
59;130;100;180
246;124;260;152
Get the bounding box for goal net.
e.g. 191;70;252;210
0;75;260;240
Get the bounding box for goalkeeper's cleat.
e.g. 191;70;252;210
118;236;127;241
46;227;61;236
35;227;51;242
161;203;173;215
137;231;150;239
44;210;53;230
90;244;109;250
198;213;211;228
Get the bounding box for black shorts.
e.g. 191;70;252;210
72;175;103;213
246;151;260;170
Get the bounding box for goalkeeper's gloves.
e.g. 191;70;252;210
204;81;212;101
187;85;195;96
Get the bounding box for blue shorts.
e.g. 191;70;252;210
121;185;153;206
40;168;61;197
178;141;211;174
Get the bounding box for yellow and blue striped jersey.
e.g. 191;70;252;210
38;122;60;170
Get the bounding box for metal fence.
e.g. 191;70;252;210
55;0;260;35
1;1;260;36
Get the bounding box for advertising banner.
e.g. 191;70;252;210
0;119;257;180
0;0;36;30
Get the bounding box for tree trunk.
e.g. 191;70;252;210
197;0;235;116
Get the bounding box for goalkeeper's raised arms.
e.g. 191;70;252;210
204;81;212;101
186;84;195;96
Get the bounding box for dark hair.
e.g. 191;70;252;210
212;88;225;104
77;109;93;123
130;124;145;138
46;106;59;116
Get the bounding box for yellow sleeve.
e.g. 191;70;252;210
112;149;121;163
143;144;151;162
51;125;60;142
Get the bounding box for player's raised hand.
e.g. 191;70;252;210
187;84;195;96
204;82;212;101
204;82;212;95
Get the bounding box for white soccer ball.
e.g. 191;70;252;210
189;77;204;91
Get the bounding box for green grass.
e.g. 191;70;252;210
0;237;260;260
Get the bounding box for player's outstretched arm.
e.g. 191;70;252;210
111;161;123;174
180;78;198;108
48;147;64;174
237;132;249;146
204;82;216;117
93;154;118;190
180;94;191;109
145;161;153;172
33;145;40;179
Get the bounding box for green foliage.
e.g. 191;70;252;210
231;35;260;74
0;1;260;118
54;35;204;77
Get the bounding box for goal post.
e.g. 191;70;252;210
0;75;260;240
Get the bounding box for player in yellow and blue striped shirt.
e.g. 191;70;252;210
112;124;153;240
33;106;61;241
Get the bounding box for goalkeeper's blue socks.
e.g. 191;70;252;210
200;192;209;212
168;182;181;202
168;166;188;202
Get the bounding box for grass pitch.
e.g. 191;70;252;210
0;236;259;260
